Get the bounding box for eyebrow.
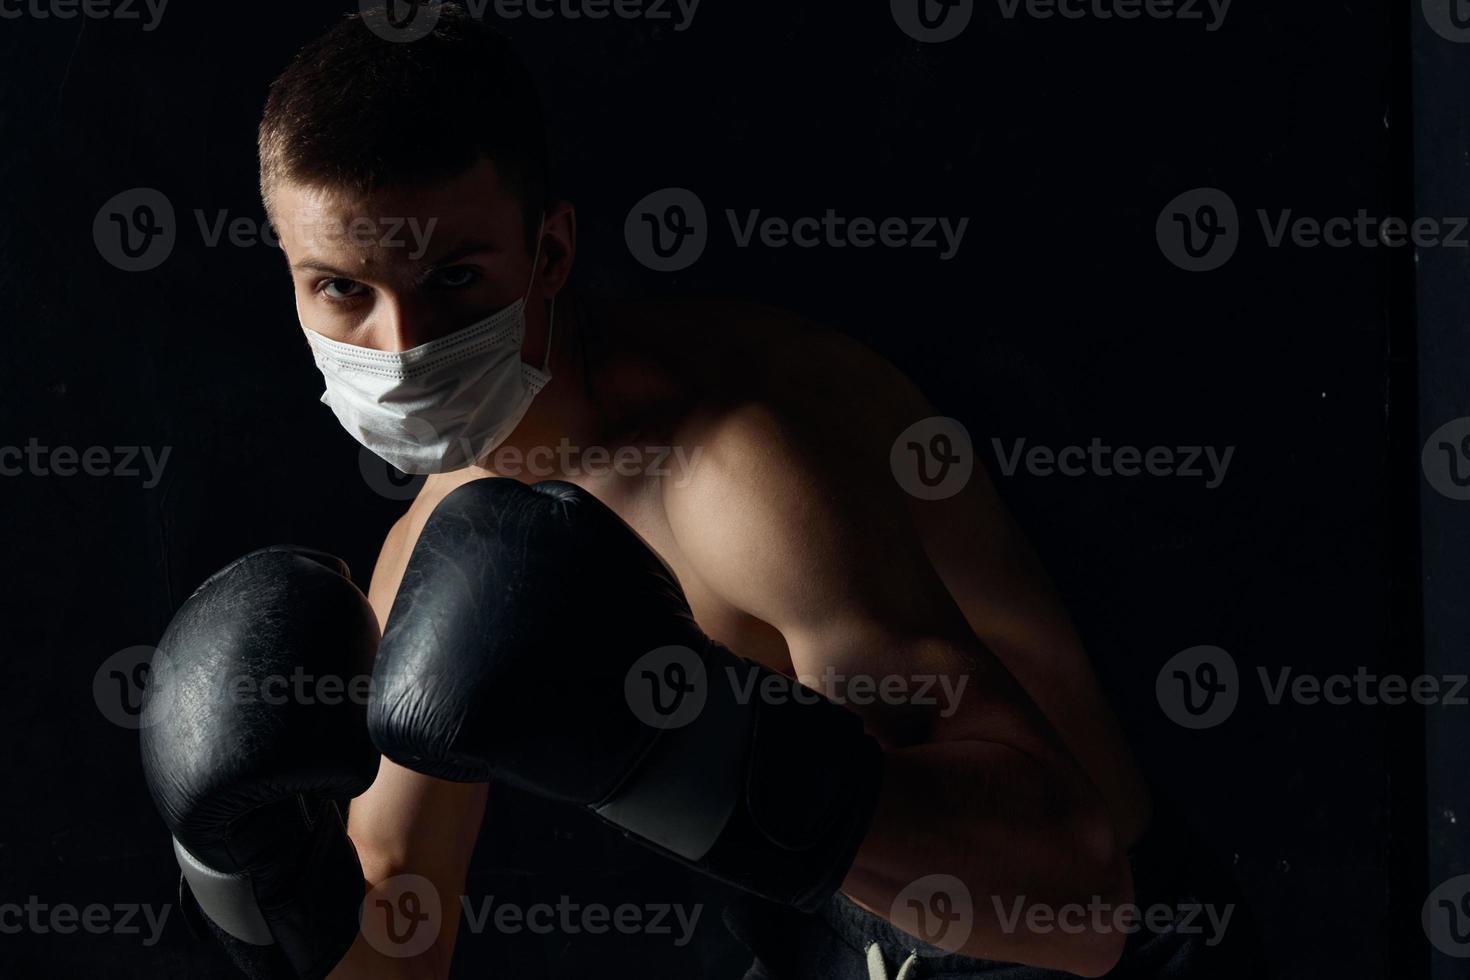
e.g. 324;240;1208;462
290;239;504;278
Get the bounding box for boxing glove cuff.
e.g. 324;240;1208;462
594;643;884;913
173;797;365;980
175;837;274;945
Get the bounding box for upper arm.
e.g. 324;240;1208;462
663;395;1058;758
365;513;415;616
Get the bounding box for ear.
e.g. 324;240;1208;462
538;200;577;296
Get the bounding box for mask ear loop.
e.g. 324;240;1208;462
541;295;556;374
524;213;556;374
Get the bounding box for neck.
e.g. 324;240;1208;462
490;291;603;474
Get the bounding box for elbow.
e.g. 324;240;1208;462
1061;929;1128;979
347;851;458;980
986;800;1132;977
953;798;1134;977
1054;807;1133;978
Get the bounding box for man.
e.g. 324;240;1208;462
140;5;1256;978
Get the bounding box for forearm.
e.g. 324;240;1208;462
330;776;487;980
841;739;1131;977
325;882;453;980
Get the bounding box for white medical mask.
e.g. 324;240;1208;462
303;222;554;474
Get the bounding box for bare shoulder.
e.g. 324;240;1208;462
365;470;491;616
658;304;953;615
366;510;417;620
659;302;936;491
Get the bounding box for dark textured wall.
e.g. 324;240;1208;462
0;1;1416;977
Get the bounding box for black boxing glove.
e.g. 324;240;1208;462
140;547;381;980
368;479;883;913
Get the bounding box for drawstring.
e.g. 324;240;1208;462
866;942;920;980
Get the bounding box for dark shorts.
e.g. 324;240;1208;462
723;804;1267;980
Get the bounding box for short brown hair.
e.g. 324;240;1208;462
258;3;548;248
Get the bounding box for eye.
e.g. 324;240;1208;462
318;278;367;301
426;266;481;289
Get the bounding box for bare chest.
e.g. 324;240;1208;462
383;470;796;677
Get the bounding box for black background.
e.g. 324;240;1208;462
0;0;1428;977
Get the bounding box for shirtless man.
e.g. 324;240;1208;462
140;6;1253;979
